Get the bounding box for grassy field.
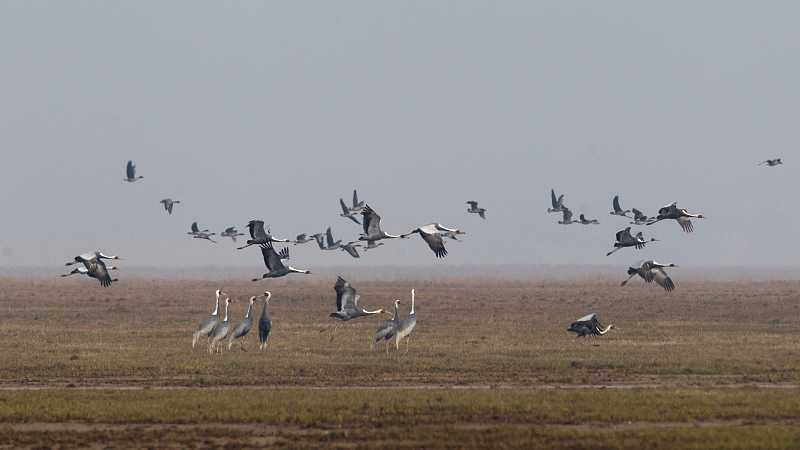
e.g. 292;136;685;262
1;276;799;448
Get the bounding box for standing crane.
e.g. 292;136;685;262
191;290;226;348
610;195;630;217
567;313;614;337
547;189;566;213
221;227;245;243
400;223;464;258
123;160;143;182
323;277;386;343
258;292;273;351
237;220;292;250
759;159;782;166
395;289;417;354
159;199;180;214
356;205;405;243
466;201;486;219
252;242;312;281
646;202;706;233
208;297;234;354
621;260;677;292
606;227;658;256
339;198;361;224
371;299;404;354
228;294;264;351
349;190;365;212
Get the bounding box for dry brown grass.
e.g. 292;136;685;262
2;276;800;448
2;276;800;386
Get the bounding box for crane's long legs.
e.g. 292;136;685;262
238;341;248;352
620;273;637;286
606;247;621;256
236;243;254;250
330;323;339;343
405;336;411;354
385;340;390;355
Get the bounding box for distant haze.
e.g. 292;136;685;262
2;3;799;274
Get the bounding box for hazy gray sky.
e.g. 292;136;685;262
2;2;799;272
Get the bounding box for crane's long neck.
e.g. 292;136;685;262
392;301;399;320
597;325;613;335
362;309;383;315
410;289;415;314
223;302;229;322
245;301;254;318
212;295;220;315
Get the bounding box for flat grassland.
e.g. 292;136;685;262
1;276;800;448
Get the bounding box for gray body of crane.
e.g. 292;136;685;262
357;205;405;242
372;299;403;354
237;220;291;250
208;298;233;354
228;296;257;351
192;290;224;347
252;242;312;281
65;252;122;287
567;313;614;337
647;202;706;233
400;223;464;258
607;227;658;256
258;292;273;351
395;289;417;353
325;276;385;343
621;260;677;292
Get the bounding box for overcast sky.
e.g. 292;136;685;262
2;2;799;273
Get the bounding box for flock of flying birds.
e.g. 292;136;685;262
62;160;480;354
62;158;782;348
560;157;782;336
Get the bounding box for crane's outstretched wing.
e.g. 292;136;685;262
259;242;285;272
361;205;381;236
334;276;357;312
